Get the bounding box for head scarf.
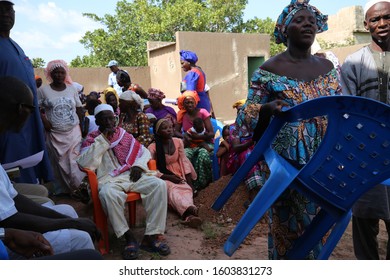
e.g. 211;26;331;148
154;118;169;135
232;99;246;109
102;87;119;104
177;90;200;123
274;0;328;46
44;59;73;84
146;113;157;120
364;0;390;17
147;88;166;100
120;90;144;111
180;50;198;64
35;75;41;80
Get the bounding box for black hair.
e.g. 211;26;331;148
222;125;230;135
152;120;174;176
116;70;131;85
86;99;101;115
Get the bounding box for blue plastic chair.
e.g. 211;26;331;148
212;95;390;259
0;240;9;260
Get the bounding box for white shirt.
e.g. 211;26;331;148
108;72;123;96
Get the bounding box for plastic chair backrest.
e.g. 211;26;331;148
212;95;390;258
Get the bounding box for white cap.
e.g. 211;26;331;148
364;0;390;17
0;1;15;4
106;60;118;67
94;104;114;116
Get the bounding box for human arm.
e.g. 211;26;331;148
3;228;53;258
130;146;153;182
340;56;358;96
252;100;289;142
174;122;184;138
0;194;99;239
130;84;148;99
216;140;229;157
77;133;111;171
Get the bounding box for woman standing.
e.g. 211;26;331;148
174;91;214;192
118;90;153;147
180;50;214;114
148;119;202;228
236;0;341;259
38;60;86;196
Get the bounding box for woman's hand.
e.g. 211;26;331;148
262;100;289;117
163;174;185;184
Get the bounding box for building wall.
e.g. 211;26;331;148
34;66;151;96
316;6;370;45
148;31;270;122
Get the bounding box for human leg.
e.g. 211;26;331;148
384;219;390;260
13;182;54;205
130;175;170;255
352;215;380;259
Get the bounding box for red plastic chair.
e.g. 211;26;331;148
81;159;156;255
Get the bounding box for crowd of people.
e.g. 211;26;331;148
1;0;389;261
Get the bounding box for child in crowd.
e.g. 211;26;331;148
82;99;101;137
184;117;213;152
216;125;231;177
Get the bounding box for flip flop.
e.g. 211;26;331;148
140;239;171;256
122;241;139;260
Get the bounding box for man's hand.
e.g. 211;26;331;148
71;218;101;242
4;228;53;258
129;166;144;182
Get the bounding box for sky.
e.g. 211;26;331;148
10;0;368;64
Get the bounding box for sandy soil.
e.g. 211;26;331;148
54;175;388;260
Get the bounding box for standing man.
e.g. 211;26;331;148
0;0;53;184
106;59;123;96
341;0;390;260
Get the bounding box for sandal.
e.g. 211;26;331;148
122;241;139;260
181;215;202;228
140;238;171;256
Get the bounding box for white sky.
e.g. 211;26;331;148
11;0;367;64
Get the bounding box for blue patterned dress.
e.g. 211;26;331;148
235;67;342;259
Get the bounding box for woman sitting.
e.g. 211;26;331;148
145;88;177;125
148;119;202;228
118;90;153;147
102;87;120;116
38;59;86;198
174;91;214;192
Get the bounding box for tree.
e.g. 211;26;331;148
31;57;46;68
242;17;285;57
72;0;248;67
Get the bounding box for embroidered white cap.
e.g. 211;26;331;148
94;104;114;116
364;0;390;17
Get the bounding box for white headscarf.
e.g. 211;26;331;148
364;0;390;17
120;90;144;111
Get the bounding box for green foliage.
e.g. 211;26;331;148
31;57;46;68
73;0;248;67
241;17;285;57
317;37;356;50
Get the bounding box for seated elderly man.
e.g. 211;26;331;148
77;104;170;260
0;77;98;258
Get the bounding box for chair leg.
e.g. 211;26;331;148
224;171;296;256
286;209;337;260
128;201;137;228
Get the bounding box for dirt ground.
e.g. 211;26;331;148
53;175;388;260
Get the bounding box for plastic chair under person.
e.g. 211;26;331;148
212;95;390;259
81;160;156;255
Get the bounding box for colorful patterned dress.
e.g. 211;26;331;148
235;67;342;259
119;111;154;147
